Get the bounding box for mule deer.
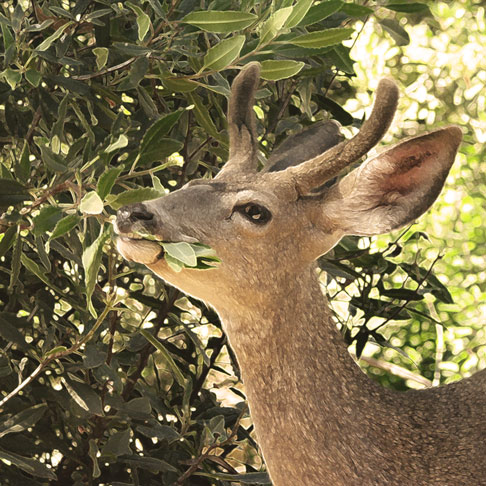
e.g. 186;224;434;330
115;63;484;486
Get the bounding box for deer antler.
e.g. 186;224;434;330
216;62;261;179
274;78;399;195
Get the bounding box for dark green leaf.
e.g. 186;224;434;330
0;225;17;257
97;167;123;200
386;3;430;14
0;447;57;480
0;178;30;207
379;18;410;46
50;213;81;241
61;377;104;415
100;429;131;457
33;206;63;236
300;0;343;26
340;3;373;17
0;404;47;439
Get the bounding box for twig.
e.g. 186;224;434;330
0;297;117;409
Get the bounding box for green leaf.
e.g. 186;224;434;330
88;439;101;478
299;0;343;26
259;7;293;46
260;60;305;80
136;423;180;442
97;167;123;200
0;404;47;439
202;35;245;72
40;145;68;173
82;227;110;317
140;329;186;386
161;77;198;93
290;28;354;48
162;242;198;267
50;214;81;241
187;92;221;139
106;188;164;210
139;138;184;166
329;44;355;74
0;178;30;207
340;3;374;17
127;2;152;41
0;225;17;257
25;68;42;87
0;313;30;351
386;2;430;14
100;429;131;457
0;22;14;51
61;377;104;415
2;68;22;90
379;19;410;46
285;0;314;28
16;140;31;183
182;11;257;33
35;21;73;51
141;110;184;154
93;47;109;70
0;447;57;480
33;206;63;236
80;191;104;215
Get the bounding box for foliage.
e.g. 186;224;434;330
340;0;486;388
0;0;478;484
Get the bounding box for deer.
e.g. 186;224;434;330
115;63;485;486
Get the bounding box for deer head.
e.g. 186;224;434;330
115;63;461;313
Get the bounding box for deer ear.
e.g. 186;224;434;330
319;127;462;236
265;121;343;172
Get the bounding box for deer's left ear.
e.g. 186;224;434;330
314;126;462;236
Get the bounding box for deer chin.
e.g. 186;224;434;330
116;237;164;265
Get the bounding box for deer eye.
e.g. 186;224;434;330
234;203;272;225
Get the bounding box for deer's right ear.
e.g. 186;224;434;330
264;121;344;172
314;126;462;237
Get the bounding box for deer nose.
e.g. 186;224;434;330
116;203;155;233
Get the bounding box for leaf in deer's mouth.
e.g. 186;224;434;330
133;233;221;272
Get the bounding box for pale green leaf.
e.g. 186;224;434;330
162;242;198;267
106;188;164;210
202;35;245;71
260;60;305;80
259;7;293;46
182;11;257;33
285;0;314;28
93;47;109;70
127;2;152;41
105;134;128;153
80;191;104;215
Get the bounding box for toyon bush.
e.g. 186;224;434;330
0;1;451;485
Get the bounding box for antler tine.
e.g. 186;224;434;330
280;78;399;195
216;62;261;179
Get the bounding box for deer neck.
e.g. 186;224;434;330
216;265;402;485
